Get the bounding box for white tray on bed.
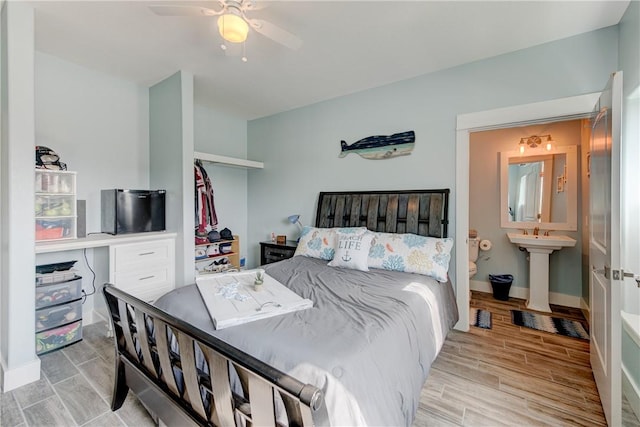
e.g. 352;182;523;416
195;269;313;329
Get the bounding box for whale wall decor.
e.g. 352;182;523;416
339;130;415;160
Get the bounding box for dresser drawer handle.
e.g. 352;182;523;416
139;252;155;256
139;275;155;281
267;251;287;257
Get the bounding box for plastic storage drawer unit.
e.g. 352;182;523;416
35;171;75;194
35;300;82;333
35;276;82;309
35;169;77;242
35;218;76;241
35;195;75;217
35;320;82;355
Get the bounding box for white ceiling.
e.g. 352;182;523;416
31;1;629;120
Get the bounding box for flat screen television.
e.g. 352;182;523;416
101;189;166;235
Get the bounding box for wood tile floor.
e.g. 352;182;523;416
414;291;640;427
2;292;639;426
1;322;155;427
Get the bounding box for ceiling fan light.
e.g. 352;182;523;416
218;13;249;43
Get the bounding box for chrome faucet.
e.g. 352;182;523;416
533;227;540;236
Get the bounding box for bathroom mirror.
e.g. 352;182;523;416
500;145;578;231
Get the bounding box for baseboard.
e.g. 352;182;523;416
549;292;582;309
92;308;108;325
470;279;526;299
580;297;590;327
623;364;640;423
1;356;41;392
82;306;95;325
469;280;582;308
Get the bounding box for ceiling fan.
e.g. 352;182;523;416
149;0;303;58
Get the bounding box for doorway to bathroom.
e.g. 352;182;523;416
453;92;599;330
455;81;640;426
467;119;591;309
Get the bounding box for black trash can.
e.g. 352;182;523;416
489;274;514;301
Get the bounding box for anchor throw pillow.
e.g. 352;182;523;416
328;231;374;271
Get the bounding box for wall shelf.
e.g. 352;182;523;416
35;231;178;254
194;152;264;169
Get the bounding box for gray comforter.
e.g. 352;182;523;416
155;256;458;426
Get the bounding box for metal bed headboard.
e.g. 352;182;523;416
315;189;450;238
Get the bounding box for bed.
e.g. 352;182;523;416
103;189;458;426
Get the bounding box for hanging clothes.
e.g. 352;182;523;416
194;159;218;232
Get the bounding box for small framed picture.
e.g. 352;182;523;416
557;176;565;193
276;235;286;244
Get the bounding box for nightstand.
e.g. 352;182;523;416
260;240;298;265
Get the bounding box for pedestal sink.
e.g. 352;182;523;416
507;233;577;312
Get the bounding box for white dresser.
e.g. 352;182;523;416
110;238;175;303
36;231;178;325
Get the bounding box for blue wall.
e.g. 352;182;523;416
246;27;619;279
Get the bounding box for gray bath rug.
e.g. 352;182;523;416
470;307;492;329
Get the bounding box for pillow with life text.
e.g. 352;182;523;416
328;231;374;271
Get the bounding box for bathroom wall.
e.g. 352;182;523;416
469;120;584;303
579;119;591;307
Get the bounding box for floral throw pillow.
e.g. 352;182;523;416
328;231;374;271
368;232;454;282
294;226;367;260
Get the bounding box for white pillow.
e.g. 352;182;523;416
294;226;367;260
328;231;374;271
368;232;454;282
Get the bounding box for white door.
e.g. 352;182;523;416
590;71;623;427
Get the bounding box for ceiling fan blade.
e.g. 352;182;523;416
248;19;302;50
243;1;268;11
148;5;222;17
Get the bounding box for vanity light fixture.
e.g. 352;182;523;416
518;134;555;154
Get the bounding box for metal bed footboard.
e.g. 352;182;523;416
103;284;328;426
